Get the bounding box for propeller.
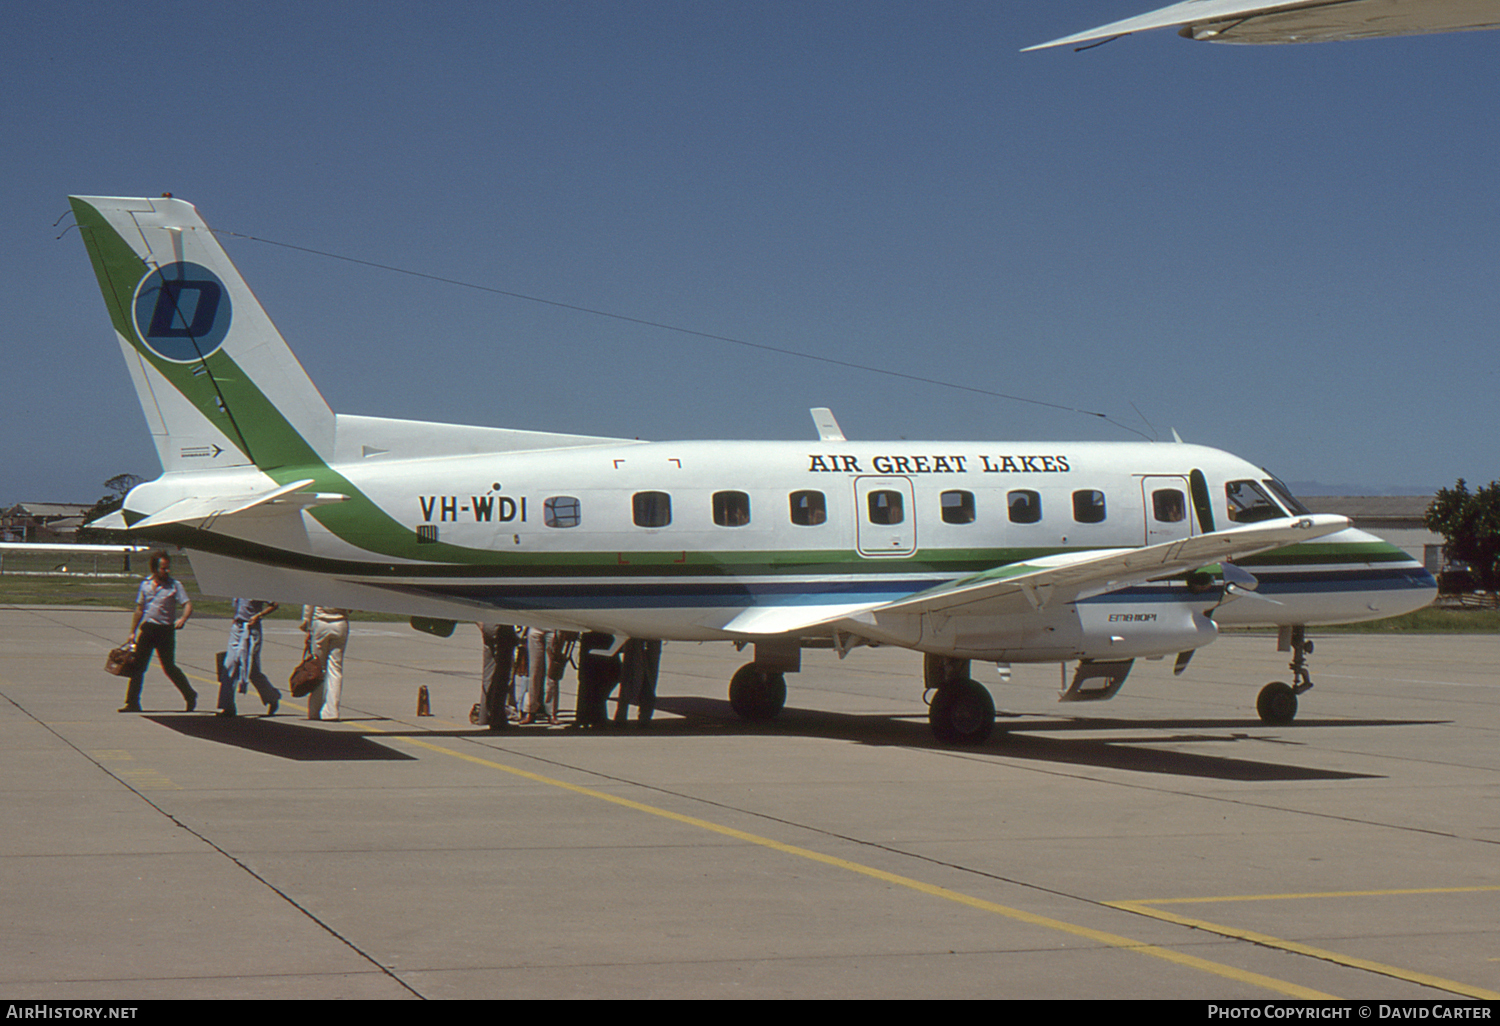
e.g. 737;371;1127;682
1218;561;1283;607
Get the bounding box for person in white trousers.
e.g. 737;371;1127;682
300;606;350;720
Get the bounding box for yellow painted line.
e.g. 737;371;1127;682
1107;894;1500;1001
360;723;1334;999
118;769;180;790
1128;886;1500;906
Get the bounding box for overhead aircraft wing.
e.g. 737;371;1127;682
127;479;344;529
1025;0;1500;50
722;513;1349;637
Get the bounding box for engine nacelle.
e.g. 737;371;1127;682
863;594;1220;663
1071;598;1218;661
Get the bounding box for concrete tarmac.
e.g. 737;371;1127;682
2;605;1497;1000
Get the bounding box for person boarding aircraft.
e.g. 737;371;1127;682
70;195;1436;744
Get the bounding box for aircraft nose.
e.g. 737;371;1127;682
1225;527;1438;627
1351;532;1438;619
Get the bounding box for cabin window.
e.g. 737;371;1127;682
713;490;751;527
1225;480;1284;524
1152;489;1186;523
632;491;672;528
1072;489;1107;524
940;490;975;525
867;489;904;526
544;496;581;528
789;490;827;526
1008;490;1041;524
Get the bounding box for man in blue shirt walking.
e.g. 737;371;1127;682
121;551;197;713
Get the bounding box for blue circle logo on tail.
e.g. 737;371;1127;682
132;262;232;362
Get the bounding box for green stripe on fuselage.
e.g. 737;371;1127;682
128;524;1084;580
1238;541;1414;566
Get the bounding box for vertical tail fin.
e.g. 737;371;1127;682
70;195;334;475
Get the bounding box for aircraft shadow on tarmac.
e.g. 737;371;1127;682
521;696;1445;783
146;701;1444;782
146;714;417;762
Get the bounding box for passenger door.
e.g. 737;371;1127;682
854;476;917;557
1141;476;1193;546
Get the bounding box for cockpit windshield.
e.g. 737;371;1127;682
1225;479;1287;523
1262;475;1310;515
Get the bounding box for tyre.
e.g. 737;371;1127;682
928;679;995;745
729;664;787;721
1257;681;1298;725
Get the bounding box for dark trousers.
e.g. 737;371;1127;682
478;624;516;726
125;622;196;709
614;639;662;722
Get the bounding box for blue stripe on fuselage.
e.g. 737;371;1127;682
363;565;1435;614
375;576;953;611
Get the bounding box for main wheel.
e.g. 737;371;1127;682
729;664;787;721
928;678;995;745
1257;681;1298;725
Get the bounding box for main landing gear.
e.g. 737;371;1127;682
1257;624;1315;725
724;651;996;746
729;663;787;722
924;655;995;746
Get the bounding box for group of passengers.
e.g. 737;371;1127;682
114;551;657;729
114;550;347;720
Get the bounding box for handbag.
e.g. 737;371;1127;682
105;640;141;677
288;641;324;698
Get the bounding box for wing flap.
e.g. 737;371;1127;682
718;601;885;636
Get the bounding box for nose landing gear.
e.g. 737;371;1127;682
1257;625;1314;725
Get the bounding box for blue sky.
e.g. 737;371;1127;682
5;1;1497;504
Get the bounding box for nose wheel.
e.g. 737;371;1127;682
1257;681;1298;724
1257;626;1314;725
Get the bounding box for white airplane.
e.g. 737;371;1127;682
1027;0;1500;49
70;195;1436;743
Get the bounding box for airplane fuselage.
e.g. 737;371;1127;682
127;435;1434;663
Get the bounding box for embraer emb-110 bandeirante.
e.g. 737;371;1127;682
70;195;1436;743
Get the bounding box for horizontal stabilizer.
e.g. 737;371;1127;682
129;478;341;529
85;510;131;531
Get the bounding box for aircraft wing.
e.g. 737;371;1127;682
1025;0;1500;50
722;513;1349;637
127;479;343;529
